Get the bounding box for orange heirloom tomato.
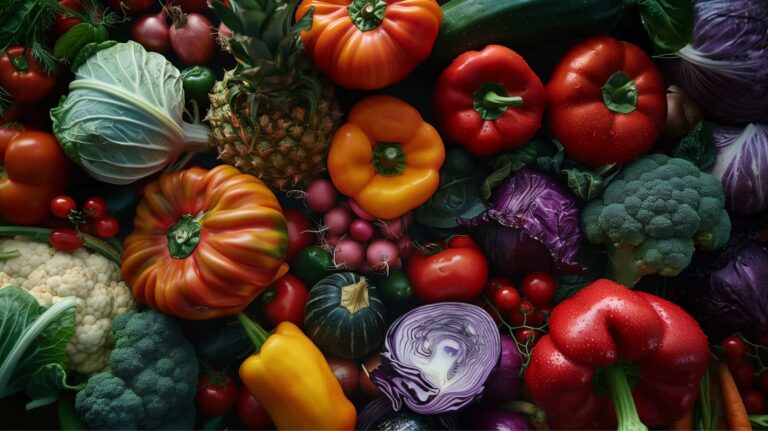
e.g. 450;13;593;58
295;0;442;90
121;165;289;320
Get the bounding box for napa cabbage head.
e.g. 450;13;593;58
51;41;210;185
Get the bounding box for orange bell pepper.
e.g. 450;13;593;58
0;127;71;225
238;316;357;430
327;95;445;220
295;0;442;90
121;165;289;320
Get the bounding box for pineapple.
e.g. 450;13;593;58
205;0;343;191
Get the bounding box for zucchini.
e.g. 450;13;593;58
431;0;628;65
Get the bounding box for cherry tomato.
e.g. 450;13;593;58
237;386;273;430
730;360;757;391
0;47;57;104
742;389;767;414
260;274;309;327
515;328;540;344
493;287;520;312
195;371;238;417
82;196;108;220
760;372;768;395
50;196;77;219
722;336;751;365
520;272;557;306
49;228;83;251
507;308;525;327
169;11;216;65
108;0;153;15
284;208;315;262
94;215;120;238
519;299;534;315
484;276;514;298
407;235;488;303
531;305;552;327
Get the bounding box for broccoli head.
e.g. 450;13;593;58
582;154;730;287
75;310;198;430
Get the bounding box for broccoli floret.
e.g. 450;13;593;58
582;155;730;287
75;310;198;430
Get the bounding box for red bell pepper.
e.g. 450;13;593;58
433;45;545;157
546;37;666;168
0;128;71;225
525;279;709;430
0;47;57;104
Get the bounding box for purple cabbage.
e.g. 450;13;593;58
711;123;768;215
674;0;768;124
462;410;533;431
458;168;582;275
370;303;500;415
683;240;768;342
356;397;459;430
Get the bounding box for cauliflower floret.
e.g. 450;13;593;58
0;237;137;374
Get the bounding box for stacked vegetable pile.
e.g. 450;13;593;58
0;0;767;430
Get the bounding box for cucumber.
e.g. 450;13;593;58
431;0;629;65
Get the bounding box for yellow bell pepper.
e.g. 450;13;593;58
237;315;356;430
327;95;445;220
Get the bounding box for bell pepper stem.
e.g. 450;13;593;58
605;364;648;431
483;91;523;109
237;313;270;353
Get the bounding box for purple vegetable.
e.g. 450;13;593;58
711;123;768;215
463;410;533;431
483;335;523;403
458;168;582;275
683;241;768;342
370;303;500;415
356;397;459;430
674;0;768;123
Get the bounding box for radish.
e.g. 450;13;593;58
349;199;375;221
396;235;414;261
306;179;337;213
349;219;374;242
377;212;413;241
324;233;342;248
366;239;399;273
324;206;352;236
334;238;365;270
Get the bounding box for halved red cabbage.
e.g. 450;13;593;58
370;303;500;415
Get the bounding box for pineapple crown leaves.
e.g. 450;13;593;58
211;0;323;126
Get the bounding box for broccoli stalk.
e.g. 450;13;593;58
582;155;731;288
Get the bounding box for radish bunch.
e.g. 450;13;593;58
305;179;414;274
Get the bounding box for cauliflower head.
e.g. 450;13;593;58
0;237;136;374
582;154;731;286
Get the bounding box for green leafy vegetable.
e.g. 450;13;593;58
51;41;211;185
673;121;716;170
415;149;487;229
0;0;61;72
53;23;108;62
637;0;694;54
482;140;556;199
0;286;77;410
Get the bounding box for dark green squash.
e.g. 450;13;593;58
304;272;386;359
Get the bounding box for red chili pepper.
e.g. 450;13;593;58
525;279;709;430
433;45;545;157
546;37;666;168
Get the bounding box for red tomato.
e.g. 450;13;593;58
50;196;77;219
493;287;520;312
284;208;315;261
730;360;757;391
507;308;525;327
484;276;514;298
515;328;540;344
519;299;534;315
520;272;557;306
49;228;83;251
742;389;767;414
0;47;57;104
532;305;552;327
237;386;273;430
407;235;488;303
82;196;108;220
722;336;751;365
94;215;120;238
195;371;238;417
53;0;84;39
260;274;309;327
